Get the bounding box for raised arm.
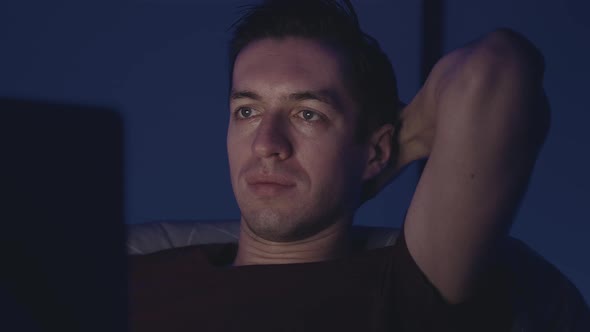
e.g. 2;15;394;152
400;29;550;303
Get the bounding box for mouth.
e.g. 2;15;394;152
245;175;296;196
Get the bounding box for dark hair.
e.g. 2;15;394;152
228;0;401;198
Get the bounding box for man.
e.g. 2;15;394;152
129;1;549;331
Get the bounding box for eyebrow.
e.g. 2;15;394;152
230;89;342;108
230;90;261;101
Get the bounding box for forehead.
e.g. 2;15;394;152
232;37;351;100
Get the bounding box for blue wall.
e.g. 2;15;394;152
1;0;587;303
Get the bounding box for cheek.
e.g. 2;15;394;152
299;138;364;188
227;130;247;182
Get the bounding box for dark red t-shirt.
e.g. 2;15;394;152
129;231;512;331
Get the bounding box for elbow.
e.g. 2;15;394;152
430;28;550;150
468;28;546;84
480;30;550;144
454;29;551;148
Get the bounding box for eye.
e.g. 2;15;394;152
235;107;257;119
297;109;321;122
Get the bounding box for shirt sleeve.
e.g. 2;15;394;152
385;227;514;332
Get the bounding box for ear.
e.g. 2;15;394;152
361;123;395;182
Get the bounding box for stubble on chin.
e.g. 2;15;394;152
242;206;329;243
243;208;298;242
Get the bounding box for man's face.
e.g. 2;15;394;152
227;37;370;242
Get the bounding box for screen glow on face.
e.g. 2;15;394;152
227;37;367;242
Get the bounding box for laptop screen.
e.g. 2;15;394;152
1;98;126;332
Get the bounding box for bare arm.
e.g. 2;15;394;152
396;29;550;303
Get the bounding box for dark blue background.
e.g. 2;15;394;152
1;0;588;303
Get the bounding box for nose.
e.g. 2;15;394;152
252;114;293;161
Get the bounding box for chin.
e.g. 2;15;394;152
242;208;331;243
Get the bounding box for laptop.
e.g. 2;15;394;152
0;98;127;332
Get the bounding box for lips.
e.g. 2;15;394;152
245;174;296;187
245;174;296;196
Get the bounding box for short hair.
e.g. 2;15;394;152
228;0;401;200
229;0;400;139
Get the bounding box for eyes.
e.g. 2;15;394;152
299;110;320;121
234;107;323;123
237;107;255;119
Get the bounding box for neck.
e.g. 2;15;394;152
233;217;353;266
